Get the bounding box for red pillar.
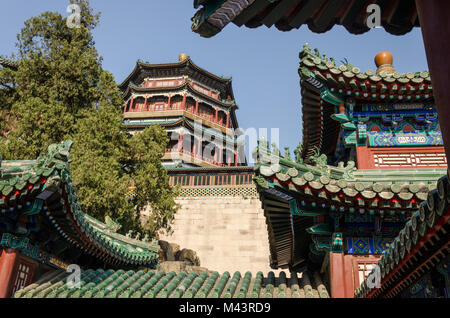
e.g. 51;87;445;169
416;0;450;168
182;94;186;111
329;252;346;298
215;109;219;123
143;96;147;112
226;113;230;128
167;96;171;110
129;96;134;112
0;248;19;298
234;152;238;167
195;100;199;115
343;255;355;298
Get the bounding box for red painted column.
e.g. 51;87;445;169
215;109;219;123
182;94;186;111
329;252;346;298
416;0;450;168
167;96;171;110
130;96;134;112
343;255;355;298
356;146;373;169
226;113;230;128
234;152;238;167
195;100;199;115
0;248;18;298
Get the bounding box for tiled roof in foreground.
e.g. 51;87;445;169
14;269;329;298
0;141;160;268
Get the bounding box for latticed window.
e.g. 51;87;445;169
154;104;164;111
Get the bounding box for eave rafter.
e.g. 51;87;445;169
356;175;450;298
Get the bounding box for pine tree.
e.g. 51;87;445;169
0;0;178;236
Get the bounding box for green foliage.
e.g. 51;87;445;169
0;0;178;236
0;65;17;135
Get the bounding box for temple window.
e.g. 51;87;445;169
154;104;164;111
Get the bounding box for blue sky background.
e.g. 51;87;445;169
0;1;429;159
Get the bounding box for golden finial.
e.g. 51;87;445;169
375;51;396;75
179;53;189;62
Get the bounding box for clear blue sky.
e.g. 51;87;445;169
0;1;429;158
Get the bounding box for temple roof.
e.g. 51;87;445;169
192;0;419;38
0;141;160;268
355;175;450;298
298;45;434;158
254;144;445;211
14;268;329;298
299;45;432;103
119;57;235;101
252;143;446;269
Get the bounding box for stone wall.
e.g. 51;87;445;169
158;190;278;275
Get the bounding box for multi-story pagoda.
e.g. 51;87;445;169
119;54;245;168
253;45;447;297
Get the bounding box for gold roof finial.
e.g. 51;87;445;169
179;53;189;62
375;51;396;75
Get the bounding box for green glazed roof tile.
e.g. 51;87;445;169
14;269;329;299
0;141;160;267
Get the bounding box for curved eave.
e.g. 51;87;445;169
258;190;312;270
298;46;435;158
192;0;419;38
123;118;185;129
119;59;234;99
300;79;341;158
1;141;160;268
299;63;433;102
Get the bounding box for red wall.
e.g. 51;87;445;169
356;146;447;169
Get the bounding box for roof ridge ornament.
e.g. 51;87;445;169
35;140;73;171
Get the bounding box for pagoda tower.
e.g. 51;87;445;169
253;46;448;297
119;54;246;168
